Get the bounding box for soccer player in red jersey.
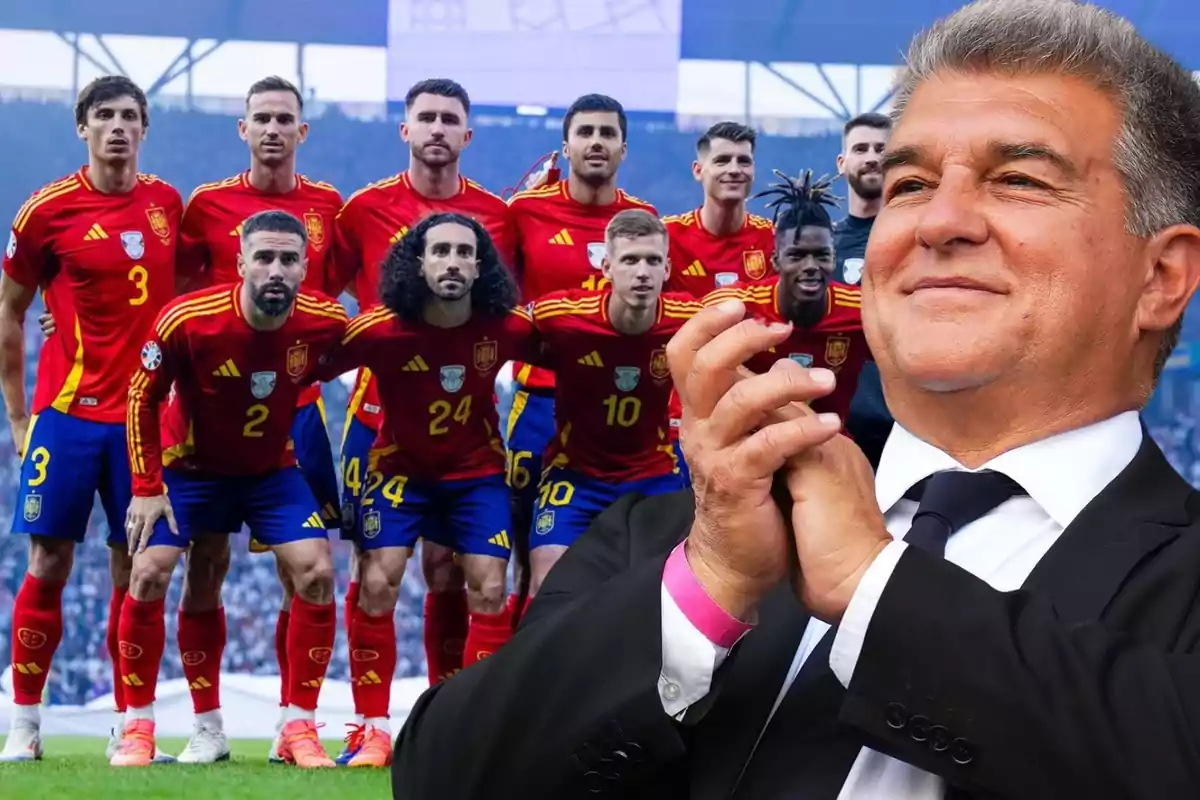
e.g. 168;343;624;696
312;212;528;767
664;121;776;296
174;76;343;764
703;170;870;421
502;94;657;567
525;210;699;594
112;210;345;769
0;76;181;764
661;121;777;481
330;79;512;716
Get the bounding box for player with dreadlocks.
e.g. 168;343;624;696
308;212;531;768
703;168;872;421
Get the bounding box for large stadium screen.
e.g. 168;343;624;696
385;0;683;114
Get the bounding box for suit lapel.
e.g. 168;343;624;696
1023;432;1191;624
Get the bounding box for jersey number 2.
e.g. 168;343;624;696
243;404;269;437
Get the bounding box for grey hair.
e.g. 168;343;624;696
893;0;1200;377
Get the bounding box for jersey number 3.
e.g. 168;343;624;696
128;265;149;306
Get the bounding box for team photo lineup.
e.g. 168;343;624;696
0;67;885;771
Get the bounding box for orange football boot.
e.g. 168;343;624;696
109;719;156;767
277;719;336;768
346;725;393;768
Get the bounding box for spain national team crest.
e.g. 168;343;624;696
474;339;498;373
286;344;309;378
440;365;466;393
303;212;325;248
23;494;41;523
362;509;381;539
535;510;556;535
251;371;277;399
649;347;669;381
120;231;145;260
789;353;815;368
145;206;171;241
614;366;641;392
743;249;768;280
825;336;851;368
587;242;606;268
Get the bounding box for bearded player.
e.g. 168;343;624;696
661;121;776;482
704;170;870;420
331;79;513;734
503;93;656;574
112;210;345;768
526;210;698;596
0;76;181;764
174;75;342;764
312;212;528;767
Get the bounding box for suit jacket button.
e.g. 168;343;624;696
884;702;909;730
929;725;952;752
907;714;931;742
950;737;975;765
583;770;608;794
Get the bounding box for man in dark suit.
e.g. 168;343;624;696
392;2;1200;797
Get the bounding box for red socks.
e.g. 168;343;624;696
107;585;128;712
423;590;467;684
344;581;360;640
350;606;396;719
286;596;335;711
118;595;166;709
178;608;225;714
275;609;290;707
9;575;65;705
462;608;513;668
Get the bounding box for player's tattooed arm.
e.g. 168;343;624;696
0;274;36;454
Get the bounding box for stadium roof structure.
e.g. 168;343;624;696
2;0;1199;70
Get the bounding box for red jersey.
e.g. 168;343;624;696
531;290;702;482
3;169;181;424
179;172;343;409
663;209;776;297
703;280;867;420
509;180;658;391
318;305;533;481
179;172;343;294
330;172;513;304
127;285;347;495
331;172;513;429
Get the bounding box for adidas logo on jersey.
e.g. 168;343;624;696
488;530;512;549
302;512;325;529
683;260;705;277
83;224;109;241
402;355;430;372
548;229;575;246
212;359;241;377
577;351;604;367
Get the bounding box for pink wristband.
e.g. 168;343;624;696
663;542;754;648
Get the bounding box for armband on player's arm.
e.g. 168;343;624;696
127;332;176;496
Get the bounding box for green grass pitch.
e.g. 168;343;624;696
0;736;390;798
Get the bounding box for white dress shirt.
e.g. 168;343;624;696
658;411;1143;799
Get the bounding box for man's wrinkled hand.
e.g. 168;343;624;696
125;494;178;555
667;299;841;620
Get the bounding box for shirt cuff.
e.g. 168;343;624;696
663;542;754;648
658;542;754;717
829;540;908;688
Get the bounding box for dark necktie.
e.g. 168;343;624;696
732;469;1028;799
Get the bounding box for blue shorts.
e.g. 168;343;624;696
292;399;340;529
339;416;377;541
12;409;129;546
359;472;513;559
531;466;686;549
504;388;556;515
673;440;691;487
147;466;327;550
